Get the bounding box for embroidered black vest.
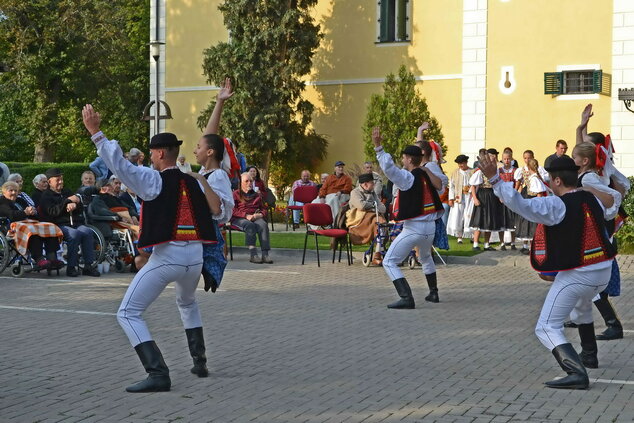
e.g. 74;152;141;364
138;169;216;248
530;190;616;272
393;167;443;221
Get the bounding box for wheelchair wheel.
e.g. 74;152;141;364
0;232;9;274
362;252;372;267
115;259;126;273
408;255;417;270
79;225;106;268
11;263;24;277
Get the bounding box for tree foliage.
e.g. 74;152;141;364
197;0;327;188
0;0;149;162
362;65;445;162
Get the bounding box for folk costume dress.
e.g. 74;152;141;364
468;168;505;232
446;167;474;239
514;171;548;240
498;166;517;233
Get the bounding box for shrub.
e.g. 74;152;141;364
616;176;634;254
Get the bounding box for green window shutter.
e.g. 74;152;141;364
378;0;395;42
544;72;563;95
396;0;407;41
593;70;612;96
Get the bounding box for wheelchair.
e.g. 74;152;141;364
86;199;137;272
0;217;64;277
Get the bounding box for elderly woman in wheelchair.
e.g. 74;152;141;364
0;181;63;272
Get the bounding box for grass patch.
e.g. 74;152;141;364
226;231;481;257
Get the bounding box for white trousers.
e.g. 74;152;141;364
383;219;435;281
534;262;611;351
117;241;204;347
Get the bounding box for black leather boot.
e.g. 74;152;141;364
126;341;171;392
594;292;623;341
424;272;439;303
544;343;589;390
185;327;209;377
578;323;598;368
387;278;415;309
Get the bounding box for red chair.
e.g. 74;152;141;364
301;203;352;267
286;185;319;231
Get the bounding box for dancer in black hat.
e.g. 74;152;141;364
478;153;621;389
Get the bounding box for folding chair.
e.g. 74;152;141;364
301;203;352;267
286;185;319;231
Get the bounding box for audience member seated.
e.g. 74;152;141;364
231;172;273;264
89;180;139;240
288;169;317;228
7;173;37;211
0;181;63;270
315;161;353;221
246;166;267;196
361;161;383;198
80;170;96;187
177;155;192;173
128;148;143;166
316;173;328;191
38;167;100;277
119;184;142;216
31;174;48;207
347;173;387;264
0;161;9;185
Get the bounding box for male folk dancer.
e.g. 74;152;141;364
83;105;219;392
372;127;445;309
479;154;621;389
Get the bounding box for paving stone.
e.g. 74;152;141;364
0;251;632;422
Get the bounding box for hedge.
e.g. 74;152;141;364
2;161;202;195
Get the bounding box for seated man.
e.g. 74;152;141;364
38;167;100;277
288;169;317;228
80;170;96;188
99;176;139;225
361;161;383;198
347;173;386;263
315;161;352;221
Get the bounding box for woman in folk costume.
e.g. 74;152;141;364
446;154;473;243
479;153;621;390
468;148;506;250
571;104;631;341
514;158;548;254
498;151;517;250
563;141;629;343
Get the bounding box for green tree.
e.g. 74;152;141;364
0;0;149;162
362;65;445;162
197;0;327;188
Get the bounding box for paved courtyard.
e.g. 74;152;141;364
0;250;633;423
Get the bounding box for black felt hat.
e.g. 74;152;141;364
401;145;423;157
486;148;499;155
358;173;374;184
149;132;182;149
545;156;580;172
45;167;63;179
454;154;469;164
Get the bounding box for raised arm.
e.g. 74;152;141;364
373;127;414;191
415;122;430;142
204;77;233;135
82;104;162;201
576;104;593;145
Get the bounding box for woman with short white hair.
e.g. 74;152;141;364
7;173;36;210
31;174;48;206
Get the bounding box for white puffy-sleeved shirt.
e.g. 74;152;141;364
528;174;548;195
577;171;622;221
491;176;619;272
376;149;445;222
202;169;234;224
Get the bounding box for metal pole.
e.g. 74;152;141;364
155;57;160;135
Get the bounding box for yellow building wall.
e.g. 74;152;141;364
163;0;463;174
486;0;613;165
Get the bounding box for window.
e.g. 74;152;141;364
544;69;611;96
377;0;410;43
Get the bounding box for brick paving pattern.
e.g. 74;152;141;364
0;249;632;422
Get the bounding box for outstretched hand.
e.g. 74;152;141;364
477;152;498;180
417;122;430;136
217;77;234;101
372;127;382;148
82;104;101;135
580;103;593;127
